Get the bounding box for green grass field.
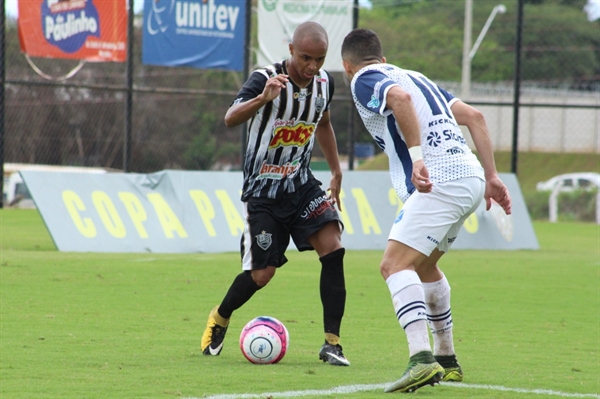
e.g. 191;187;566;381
1;209;599;399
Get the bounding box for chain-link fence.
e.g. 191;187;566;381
3;0;599;178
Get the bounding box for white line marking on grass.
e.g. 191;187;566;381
192;383;388;399
193;382;600;399
444;382;600;398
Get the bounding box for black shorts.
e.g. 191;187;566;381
240;180;342;271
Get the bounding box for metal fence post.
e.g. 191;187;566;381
123;0;134;172
511;0;524;175
0;3;5;208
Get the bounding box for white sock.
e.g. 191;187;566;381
404;320;431;357
386;270;431;356
423;274;455;356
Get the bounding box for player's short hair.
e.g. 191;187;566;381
292;21;328;47
341;28;383;65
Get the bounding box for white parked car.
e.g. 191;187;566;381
536;172;600;192
3;163;113;208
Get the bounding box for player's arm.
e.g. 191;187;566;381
451;100;512;214
385;86;432;193
315;110;343;211
224;73;289;127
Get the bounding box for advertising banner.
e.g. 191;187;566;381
257;0;354;72
21;170;538;253
18;0;127;62
142;0;246;71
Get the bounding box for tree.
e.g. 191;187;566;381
358;0;599;84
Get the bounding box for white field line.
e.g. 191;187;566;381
191;382;600;399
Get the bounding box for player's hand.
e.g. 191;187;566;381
411;159;432;193
261;74;288;102
484;174;512;214
327;173;342;212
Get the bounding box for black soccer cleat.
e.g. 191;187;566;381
319;342;351;366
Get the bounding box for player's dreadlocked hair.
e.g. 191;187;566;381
341;28;383;65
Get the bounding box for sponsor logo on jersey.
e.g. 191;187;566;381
367;95;380;109
442;130;467;145
374;136;386;151
294;89;310;101
427;235;439;245
447;147;465;155
394;209;405;223
269;121;315;149
427;131;442;147
257;159;300;180
368;77;392;109
301;195;334;219
255;230;272;250
428;118;458;128
316;75;328;83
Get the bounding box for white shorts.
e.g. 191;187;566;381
389;177;485;256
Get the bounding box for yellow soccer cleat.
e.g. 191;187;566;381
385;351;444;393
435;354;464;382
201;306;230;356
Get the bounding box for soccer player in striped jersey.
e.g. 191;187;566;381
341;29;512;392
201;22;350;366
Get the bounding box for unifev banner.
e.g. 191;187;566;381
18;0;127;62
20;170;539;253
141;0;246;71
257;0;354;72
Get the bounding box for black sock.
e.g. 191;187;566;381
319;248;346;337
435;354;459;368
218;271;262;319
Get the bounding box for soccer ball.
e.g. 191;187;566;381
239;316;289;364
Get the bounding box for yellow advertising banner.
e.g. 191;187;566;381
19;170;538;253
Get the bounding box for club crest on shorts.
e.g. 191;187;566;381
256;230;272;250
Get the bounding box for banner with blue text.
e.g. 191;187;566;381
20;170;538;253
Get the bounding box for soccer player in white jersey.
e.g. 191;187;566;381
341;29;512;392
201;22;350;366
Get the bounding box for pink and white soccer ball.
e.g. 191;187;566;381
239;316;289;364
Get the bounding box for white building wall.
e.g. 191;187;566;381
447;84;600;153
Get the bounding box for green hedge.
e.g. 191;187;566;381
524;190;598;222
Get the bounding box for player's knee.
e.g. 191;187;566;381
379;258;395;279
310;224;342;256
251;267;276;287
380;257;412;279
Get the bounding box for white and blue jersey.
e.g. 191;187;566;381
351;63;484;202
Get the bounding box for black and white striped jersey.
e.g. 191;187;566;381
232;60;335;202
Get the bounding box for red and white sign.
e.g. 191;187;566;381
18;0;127;62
